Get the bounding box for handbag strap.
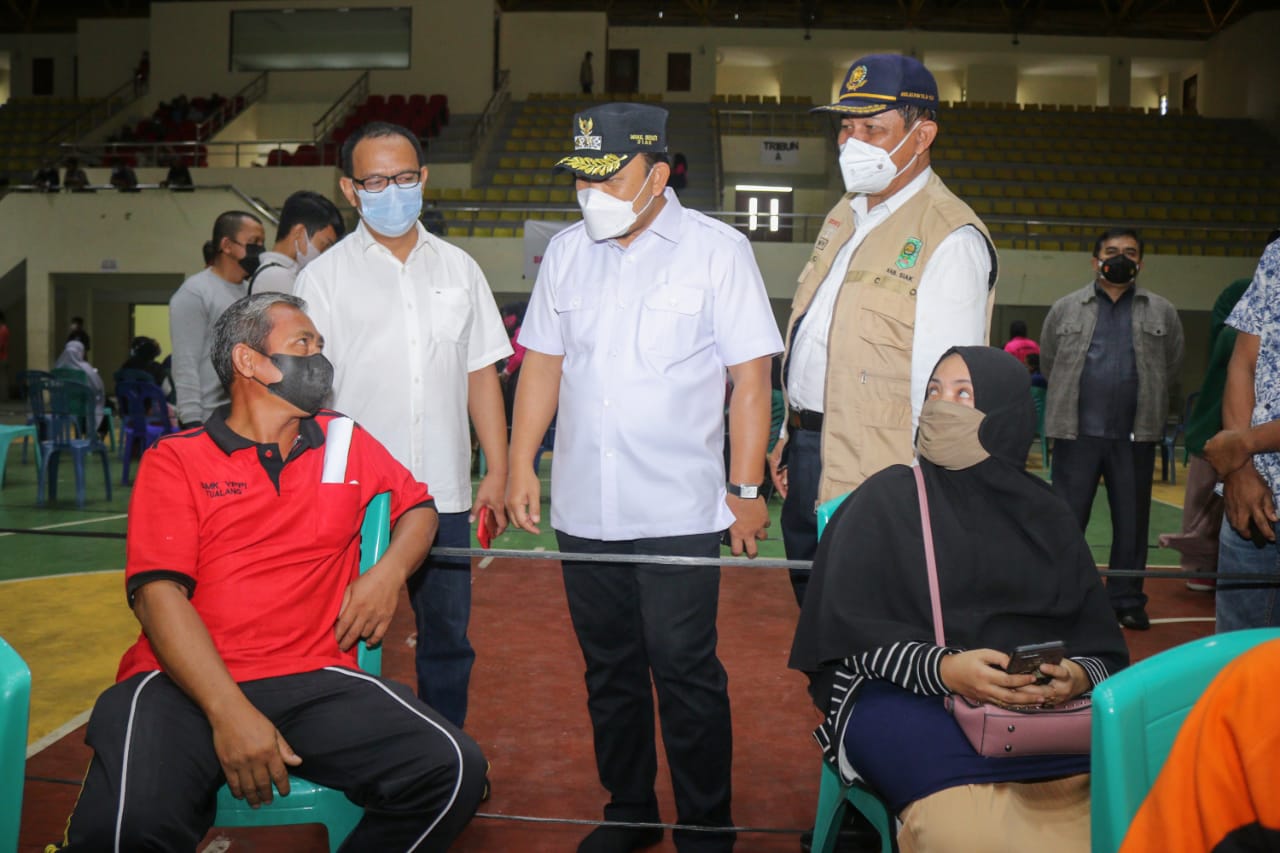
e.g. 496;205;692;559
913;464;946;648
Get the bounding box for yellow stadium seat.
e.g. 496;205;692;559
498;157;518;169
493;172;513;185
493;227;516;238
423;188;442;201
507;188;529;203
513;173;533;186
472;227;494;237
440;188;463;201
484;188;505;202
463;188;485;202
447;226;470;237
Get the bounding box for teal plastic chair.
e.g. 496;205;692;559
51;368;116;454
809;493;899;853
0;423;41;489
212;492;391;851
1090;628;1280;853
0;635;33;853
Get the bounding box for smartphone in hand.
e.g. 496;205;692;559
1005;640;1065;684
477;507;496;549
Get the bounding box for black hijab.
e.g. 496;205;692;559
789;346;1128;683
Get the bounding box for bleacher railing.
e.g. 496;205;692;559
312;71;369;145
195;71;268;141
714;108;826;136
44;74;148;145
471;69;511;149
61;138;332;169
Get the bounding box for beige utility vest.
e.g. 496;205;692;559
783;173;997;503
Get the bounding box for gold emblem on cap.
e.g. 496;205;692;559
555;153;628;177
845;65;868;92
578;117;594;136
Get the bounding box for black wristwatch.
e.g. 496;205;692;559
726;482;762;500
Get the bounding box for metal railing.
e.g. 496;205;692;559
715;108;826;137
471;69;511;149
312;71;369;143
58;138;335;169
0;182;279;225
194;72;268;141
44;74;149;144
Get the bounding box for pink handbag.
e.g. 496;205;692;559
913;465;1092;758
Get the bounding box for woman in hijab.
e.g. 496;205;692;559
54;338;108;436
790;346;1128;853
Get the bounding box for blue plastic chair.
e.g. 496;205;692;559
0;635;33;853
808;493;899;853
1090;628;1280;853
0;424;41;490
116;381;176;485
17;369;53;463
212;492;391;851
51;368;115;454
30;376;112;507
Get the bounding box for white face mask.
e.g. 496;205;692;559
838;121;920;195
576;167;657;242
294;233;323;270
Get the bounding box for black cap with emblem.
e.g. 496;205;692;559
552;102;668;180
813;54;939;117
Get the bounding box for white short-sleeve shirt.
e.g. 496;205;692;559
294;221;512;513
520;189;784;541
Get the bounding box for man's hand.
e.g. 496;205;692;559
210;701;301;807
506;466;543;534
471;471;509;537
1223;463;1278;541
767;437;788;500
726;494;769;558
938;649;1040;707
335;568;403;651
1204;430;1251;478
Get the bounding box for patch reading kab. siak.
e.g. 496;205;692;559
896;237;923;270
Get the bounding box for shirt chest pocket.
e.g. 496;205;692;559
429;287;472;344
554;288;601;354
639;284;707;359
313;482;364;551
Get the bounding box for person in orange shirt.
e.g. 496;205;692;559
1120;638;1280;852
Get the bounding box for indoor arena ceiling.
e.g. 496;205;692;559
2;0;1279;39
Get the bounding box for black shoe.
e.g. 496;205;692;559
577;824;664;853
1116;606;1151;631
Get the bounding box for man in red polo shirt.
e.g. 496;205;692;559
47;293;487;853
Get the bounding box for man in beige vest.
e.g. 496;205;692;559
769;54;998;605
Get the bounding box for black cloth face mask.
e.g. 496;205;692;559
1099;254;1138;285
238;243;264;277
253;351;333;415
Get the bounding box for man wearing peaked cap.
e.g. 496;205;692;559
508;101;783;853
771;53;999;606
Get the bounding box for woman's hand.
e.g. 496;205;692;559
939;649;1040;707
1013;659;1090;707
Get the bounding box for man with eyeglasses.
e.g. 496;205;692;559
169;210;265;428
1040;227;1184;631
295;121;512;729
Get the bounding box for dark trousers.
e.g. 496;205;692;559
1052;436;1156;610
407;510;474;727
780;428;823;606
556;530;735;852
56;669;487;852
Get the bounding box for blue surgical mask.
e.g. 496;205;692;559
356;183;423;238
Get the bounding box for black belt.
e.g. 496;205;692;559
787;408;824;431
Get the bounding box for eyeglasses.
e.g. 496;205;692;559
352;170;422;193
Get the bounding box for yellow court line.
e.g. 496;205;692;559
0;570;137;747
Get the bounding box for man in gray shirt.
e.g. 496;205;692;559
1041;227;1184;631
169;211;264;428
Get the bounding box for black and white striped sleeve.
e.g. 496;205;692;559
1070;655;1111;688
844;640;960;696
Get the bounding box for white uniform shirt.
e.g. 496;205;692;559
787;168;992;428
520;189;784;541
294;221;512;513
248;250;299;295
168;267;246;424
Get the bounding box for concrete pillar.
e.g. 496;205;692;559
26;267;54;370
1097;55;1131;107
964;64;1017;104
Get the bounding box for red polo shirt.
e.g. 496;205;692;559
117;408;433;683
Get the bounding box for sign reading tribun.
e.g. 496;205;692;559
761;139;800;167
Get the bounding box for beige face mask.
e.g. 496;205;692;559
917;399;990;471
